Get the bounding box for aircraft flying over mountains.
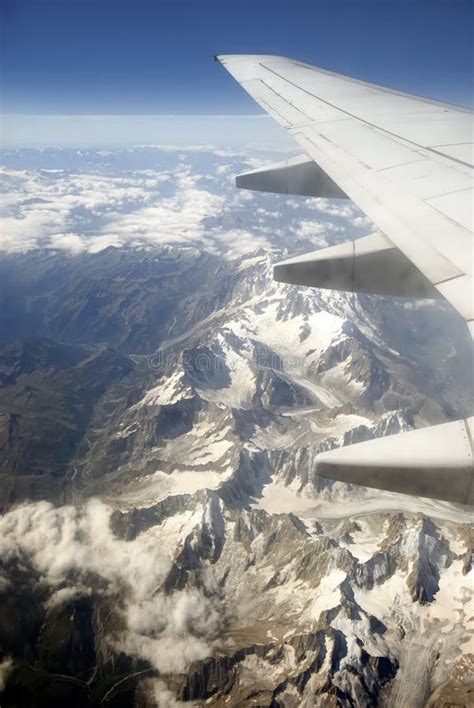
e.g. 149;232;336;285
216;54;474;505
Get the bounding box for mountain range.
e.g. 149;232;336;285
0;148;473;707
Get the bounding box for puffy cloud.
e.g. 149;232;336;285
104;166;226;249
0;499;221;673
144;678;191;707
213;228;272;259
292;219;344;246
0;657;13;692
118;591;221;673
0;166;163;252
0;499;167;592
45;586;89;610
49;233;87;254
305;198;356;218
215;164;232;175
0;148;372;257
86;233;126;253
305;198;373;228
351;215;373;229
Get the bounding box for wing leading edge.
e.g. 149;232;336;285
216;55;474;504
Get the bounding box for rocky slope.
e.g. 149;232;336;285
0;492;472;706
0;246;472;707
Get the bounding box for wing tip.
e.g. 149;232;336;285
213;54;290;65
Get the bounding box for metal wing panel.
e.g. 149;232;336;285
301;118;423;171
220;55;474;164
440;143;474;164
294;124;472;278
373;159;471;201
217;54;474;327
240;79;310;126
427;187;473;232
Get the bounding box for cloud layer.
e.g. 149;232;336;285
0;147;373;258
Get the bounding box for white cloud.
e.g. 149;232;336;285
292;219;344;244
351;215;373;229
0;499;221;673
0;499;166;592
305;198;355;218
118;591;221;673
0;657;13;692
304;198;373;229
45;586;89;610
49;233;87;254
105;167;226;249
0;150;370;257
0;160;266;258
0;167;163;252
215;164;232;175
214;228;271;258
144;678;193;707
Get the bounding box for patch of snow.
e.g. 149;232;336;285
340;517;382;562
117;468;233;508
135;372;193;407
159;418;234;467
153;510;204;559
290;375;343;409
310;569;346;621
253;479;318;516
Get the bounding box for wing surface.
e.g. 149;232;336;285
216;55;474;334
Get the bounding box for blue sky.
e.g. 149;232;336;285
1;0;473;145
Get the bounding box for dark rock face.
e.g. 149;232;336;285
257;369;314;408
0;572;46;662
175;627;398;706
0;337;133;510
0;248;229;355
183;346;232;390
36;597;97;676
1;665;92;708
405;517;453;604
154;396;202;440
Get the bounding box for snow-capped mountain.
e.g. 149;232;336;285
0;148;472;706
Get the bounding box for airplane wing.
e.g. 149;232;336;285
215;55;473;335
216;55;474;504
